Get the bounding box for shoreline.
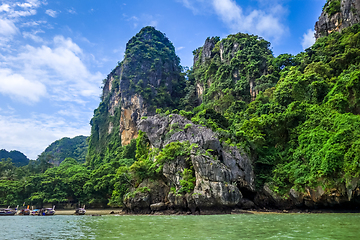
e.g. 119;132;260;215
51;208;360;216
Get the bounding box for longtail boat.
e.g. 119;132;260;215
42;206;55;216
31;205;55;216
0;206;17;216
75;205;86;215
18;205;31;215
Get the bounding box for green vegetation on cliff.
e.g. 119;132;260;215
324;0;341;16
87;26;186;168
188;33;295;115
122;26;186;110
87;102;125;168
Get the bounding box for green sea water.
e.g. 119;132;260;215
1;213;359;239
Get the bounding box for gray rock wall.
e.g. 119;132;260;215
315;0;360;39
131;114;255;212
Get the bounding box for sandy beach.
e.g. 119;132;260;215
55;209;122;215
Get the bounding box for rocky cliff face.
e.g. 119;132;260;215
88;27;186;165
315;0;360;39
104;27;185;146
123;114;255;213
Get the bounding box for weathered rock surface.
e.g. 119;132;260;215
254;181;360;209
150;202;167;211
123;179;169;213
315;0;360;39
101;27;184;146
132;114;255;212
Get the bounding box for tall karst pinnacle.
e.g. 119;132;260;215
88;27;186;166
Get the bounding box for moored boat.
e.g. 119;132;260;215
30;209;40;216
75;205;86;215
0;206;17;216
18;205;31;215
18;209;31;215
31;205;55;216
43;206;55;216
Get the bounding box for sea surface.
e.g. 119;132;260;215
1;213;359;239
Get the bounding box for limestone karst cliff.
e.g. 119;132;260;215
315;0;360;39
87;27;186;166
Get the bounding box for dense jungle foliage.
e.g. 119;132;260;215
1;23;360;208
0;133;187;207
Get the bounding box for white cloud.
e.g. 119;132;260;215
179;0;288;42
0;114;90;159
67;8;76;14
0;1;102;160
301;29;315;50
17;0;41;9
0;4;10;12
211;0;286;42
0;0;41;18
0;18;18;36
3;36;103;102
21;20;46;27
126;16;139;28
45;9;57;18
0;68;47;102
22;31;43;42
0;0;43;46
176;46;185;51
176;0;209;14
7;9;37;18
178;0;197;13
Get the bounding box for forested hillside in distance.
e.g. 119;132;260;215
0;149;29;167
37;135;88;166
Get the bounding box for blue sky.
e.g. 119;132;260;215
0;0;326;159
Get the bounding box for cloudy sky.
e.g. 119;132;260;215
0;0;325;159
